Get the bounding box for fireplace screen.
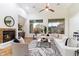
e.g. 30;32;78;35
3;30;15;43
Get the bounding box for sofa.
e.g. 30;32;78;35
52;35;79;56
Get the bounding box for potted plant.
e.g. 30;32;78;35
44;26;47;34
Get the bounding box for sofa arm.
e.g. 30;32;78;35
63;46;79;56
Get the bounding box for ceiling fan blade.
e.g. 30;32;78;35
49;9;55;12
40;9;45;12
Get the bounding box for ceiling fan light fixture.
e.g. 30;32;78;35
40;4;55;13
45;8;48;11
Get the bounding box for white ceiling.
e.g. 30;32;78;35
17;3;73;26
17;3;72;14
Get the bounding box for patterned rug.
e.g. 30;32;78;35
28;40;61;56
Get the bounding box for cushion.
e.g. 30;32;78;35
68;38;77;47
19;37;25;44
47;34;49;36
65;38;69;46
41;38;48;42
13;38;20;43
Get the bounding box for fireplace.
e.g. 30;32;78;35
3;30;15;43
0;28;16;43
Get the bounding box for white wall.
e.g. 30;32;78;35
24;10;69;37
25;4;79;38
18;3;79;38
18;15;26;31
18;7;28;34
68;4;79;37
18;7;28;19
0;4;18;38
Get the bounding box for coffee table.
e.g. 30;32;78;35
37;36;51;48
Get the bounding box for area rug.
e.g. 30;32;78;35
28;40;61;56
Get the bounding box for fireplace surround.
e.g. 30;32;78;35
0;28;16;43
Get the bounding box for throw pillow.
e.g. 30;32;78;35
65;38;69;46
13;38;20;43
19;37;25;44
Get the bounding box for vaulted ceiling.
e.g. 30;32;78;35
17;3;72;14
17;3;73;28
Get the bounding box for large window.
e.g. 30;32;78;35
48;19;65;34
30;19;43;33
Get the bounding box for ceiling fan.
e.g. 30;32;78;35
40;3;55;12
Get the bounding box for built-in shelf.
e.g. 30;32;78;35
18;31;25;39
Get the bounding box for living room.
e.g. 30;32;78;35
0;3;79;56
17;3;79;56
